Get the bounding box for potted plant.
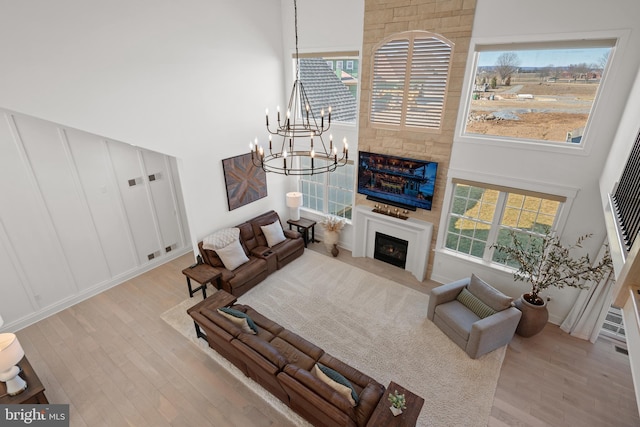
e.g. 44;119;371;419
320;215;345;257
388;389;406;416
491;230;612;337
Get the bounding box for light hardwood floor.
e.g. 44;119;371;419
15;245;640;426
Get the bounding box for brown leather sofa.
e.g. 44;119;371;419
198;210;304;296
189;302;385;427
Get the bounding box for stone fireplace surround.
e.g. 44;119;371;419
352;205;433;281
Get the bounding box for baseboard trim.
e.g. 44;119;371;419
5;247;191;333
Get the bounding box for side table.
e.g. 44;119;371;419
187;289;238;340
366;381;424;427
287;217;316;248
182;263;221;299
0;356;48;404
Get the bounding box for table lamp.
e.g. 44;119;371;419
286;192;303;221
0;333;27;396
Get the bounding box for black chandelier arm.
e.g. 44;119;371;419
252;0;347;177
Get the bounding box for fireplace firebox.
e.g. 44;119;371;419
374;232;408;269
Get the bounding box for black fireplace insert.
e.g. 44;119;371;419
374;232;408;269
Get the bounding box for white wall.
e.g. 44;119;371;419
0;0;288;253
432;0;640;324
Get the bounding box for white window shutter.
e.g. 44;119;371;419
371;39;409;125
370;32;453;130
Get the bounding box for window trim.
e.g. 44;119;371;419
455;33;621;155
437;171;579;270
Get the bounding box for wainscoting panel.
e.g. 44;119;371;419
65;128;137;276
141;149;184;255
107;140;163;264
0;113;78;306
12;114;112;290
0;108;189;332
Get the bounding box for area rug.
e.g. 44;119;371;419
162;250;505;426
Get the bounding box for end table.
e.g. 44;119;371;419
182;263;221;299
287;217;317;248
187;289;238;340
0;356;48;404
367;381;424;427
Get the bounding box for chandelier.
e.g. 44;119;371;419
250;0;348;176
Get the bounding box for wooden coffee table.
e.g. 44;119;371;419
187;289;237;340
367;381;424;427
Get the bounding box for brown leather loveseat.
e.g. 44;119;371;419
198;210;304;296
189;302;385;427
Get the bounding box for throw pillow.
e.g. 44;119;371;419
215;239;250;271
261;220;286;247
203;227;240;251
456;288;497;319
468;273;513;311
313;364;359;407
217;307;258;334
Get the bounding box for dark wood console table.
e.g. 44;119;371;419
0;355;48;404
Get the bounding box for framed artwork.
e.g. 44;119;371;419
222;153;267;210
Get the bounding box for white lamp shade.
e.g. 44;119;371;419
0;333;24;372
0;314;3;328
286;192;303;208
286;192;303;221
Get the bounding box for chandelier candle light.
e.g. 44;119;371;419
250;0;348;176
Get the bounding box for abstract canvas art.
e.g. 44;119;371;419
222;153;267;210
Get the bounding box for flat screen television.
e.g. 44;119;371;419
357;151;438;211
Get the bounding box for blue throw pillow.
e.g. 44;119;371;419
218;307;259;334
317;363;359;405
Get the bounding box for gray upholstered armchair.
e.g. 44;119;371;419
427;274;522;359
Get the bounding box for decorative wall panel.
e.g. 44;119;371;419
222;153;267;210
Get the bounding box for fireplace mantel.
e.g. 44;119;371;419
352;205;433;281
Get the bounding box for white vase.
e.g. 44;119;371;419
324;230;340;252
390;406;403;416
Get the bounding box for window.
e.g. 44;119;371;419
299;158;355;220
370;31;453;130
465;40;615;144
444;180;564;267
298;53;359;123
298;52;359;220
346;60;354;70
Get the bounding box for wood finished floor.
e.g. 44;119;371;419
15;244;640;426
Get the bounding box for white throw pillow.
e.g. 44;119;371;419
203;227;240;251
215;239;249;270
261;221;286;247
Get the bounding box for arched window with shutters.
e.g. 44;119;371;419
370;31;453;131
